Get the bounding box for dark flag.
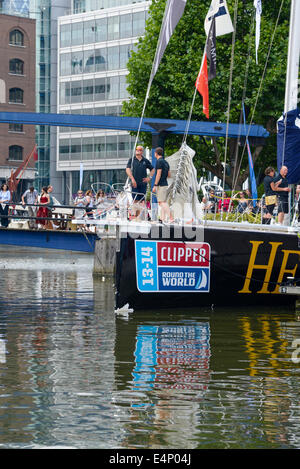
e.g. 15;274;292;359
195;16;216;118
150;0;187;84
206;16;216;80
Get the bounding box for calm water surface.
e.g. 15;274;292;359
0;250;300;449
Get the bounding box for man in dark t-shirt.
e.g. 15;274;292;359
152;147;173;223
126;145;154;201
273;165;291;224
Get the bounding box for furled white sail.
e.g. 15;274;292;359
166;143;203;221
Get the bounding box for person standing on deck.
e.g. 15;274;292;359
0;183;11;228
263;167;277;224
47;185;61;206
22;186;38;229
126;146;154;202
36;186;50;229
152;147;173;223
272;165;291;224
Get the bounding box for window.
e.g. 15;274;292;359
60;24;71;48
95;48;107;72
9;87;24;104
9;123;23;132
59;139;70;161
82;79;94;102
72;22;83;46
9;145;23;160
9;58;24;75
106;76;119;100
119;75;128;99
107;46;119;70
106;136;118;157
94;77;106;101
133;11;146;37
60;53;71;76
84;20;96;44
120;14;132;39
82;137;94;160
94;136;106;159
95;48;106;72
84;50;95;73
60;82;70;105
95;17;107;43
71;81;82;104
70;139;82;160
71;52;83;74
108;16;119;41
120;44;132;69
9;29;24;46
119;135;132;158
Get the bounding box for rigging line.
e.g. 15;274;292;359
130;0;174;171
231;11;255;193
237;0;285;172
281;111;288;166
222;0;239;193
183;83;198;144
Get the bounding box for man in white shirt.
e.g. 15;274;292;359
22;186;38;229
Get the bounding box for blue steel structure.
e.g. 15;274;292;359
0;111;269;139
0;111;268;253
0;111;269;175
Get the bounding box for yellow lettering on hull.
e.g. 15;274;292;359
239;241;300;294
273;249;300;294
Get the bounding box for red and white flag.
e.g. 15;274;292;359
195;16;216;119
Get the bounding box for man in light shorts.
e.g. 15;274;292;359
22;186;38;229
152;147;173;223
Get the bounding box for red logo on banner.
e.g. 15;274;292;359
157;242;210;267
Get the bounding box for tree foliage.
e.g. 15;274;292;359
123;0;292;189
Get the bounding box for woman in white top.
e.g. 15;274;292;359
73;190;87;219
85;190;94;218
0;183;11;227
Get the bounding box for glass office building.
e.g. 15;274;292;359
0;0;71;193
57;1;150;199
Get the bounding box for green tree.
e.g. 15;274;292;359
123;0;291;189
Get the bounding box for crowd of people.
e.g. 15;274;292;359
199;189;259;218
0;152;298;230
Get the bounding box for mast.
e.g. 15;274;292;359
284;0;300;113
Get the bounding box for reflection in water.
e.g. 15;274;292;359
133;324;210;392
0;252;300;448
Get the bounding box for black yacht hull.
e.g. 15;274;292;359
115;223;300;310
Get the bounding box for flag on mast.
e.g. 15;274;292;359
195;16;216;119
150;0;187;83
204;0;234;37
242;103;257;207
79;162;84;190
254;0;262;64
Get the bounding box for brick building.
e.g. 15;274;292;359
0;13;36;192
